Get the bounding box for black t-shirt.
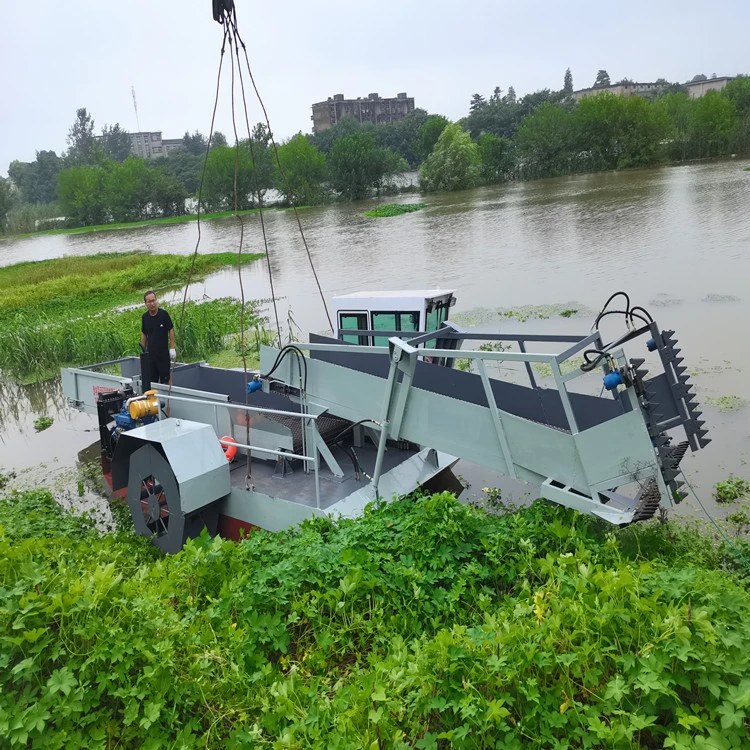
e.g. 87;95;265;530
141;308;173;357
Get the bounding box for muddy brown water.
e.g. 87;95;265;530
2;159;749;523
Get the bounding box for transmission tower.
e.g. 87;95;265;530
131;86;149;158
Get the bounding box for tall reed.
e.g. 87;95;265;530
0;299;261;381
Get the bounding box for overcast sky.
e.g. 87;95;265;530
1;0;748;177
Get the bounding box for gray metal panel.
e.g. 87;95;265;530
61;367;133;414
308;334;625;431
114;419;230;514
573;408;658;488
219;486;324;532
643;373;680;424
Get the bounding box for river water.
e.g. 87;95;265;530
2;159;749;520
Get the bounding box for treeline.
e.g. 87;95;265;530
2;74;749;233
0;109;227;233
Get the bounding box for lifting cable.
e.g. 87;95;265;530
228;12;333;331
170;3;332;486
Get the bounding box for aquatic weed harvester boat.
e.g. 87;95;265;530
63;290;710;553
64;4;710;552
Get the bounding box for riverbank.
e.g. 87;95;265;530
0;205;309;242
0;251;267;382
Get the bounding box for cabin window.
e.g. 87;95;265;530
371;311;419;347
425;301;450;333
338;312;369;345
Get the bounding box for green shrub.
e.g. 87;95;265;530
2;490;750;747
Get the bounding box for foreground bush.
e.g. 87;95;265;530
1;489;750;747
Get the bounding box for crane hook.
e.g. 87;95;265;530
212;0;234;24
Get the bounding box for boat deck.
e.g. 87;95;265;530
227;441;421;510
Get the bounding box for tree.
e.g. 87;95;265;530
478;133;515;184
8;151;63;204
201;143;258;211
0;176;16;232
105;157;155;222
66;108;97;167
518;89;559;117
100;124;132;162
616;78;635;85
490;87;503;104
571;93;670;170
469;93;487;112
504;86;517;105
594;70;611;88
327;133;403;200
308;116;362;155
419;124;479;192
150;170;187;218
212;131;228;148
417;115;450;160
691;73;708;82
725;76;750;152
57;164;109;226
370;109;431;167
516;103;574;178
563;68;573;95
150;152;203;195
273;134;327;205
183;130;208;156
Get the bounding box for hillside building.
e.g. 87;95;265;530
683;76;735;98
311;92;415;132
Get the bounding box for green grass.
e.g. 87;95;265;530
2;489;750;747
0;251;263;325
364;203;426;218
0;207;304;241
0;298;264;382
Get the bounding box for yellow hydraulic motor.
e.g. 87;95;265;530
129;390;160;420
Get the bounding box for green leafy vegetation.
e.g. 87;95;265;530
560;308;578;318
2;489;750;747
713;475;750;504
0;298;262;382
0;252;262;324
364;203;426;217
33;416;53;432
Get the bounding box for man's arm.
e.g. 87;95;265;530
169;328;175;349
141;332;147;351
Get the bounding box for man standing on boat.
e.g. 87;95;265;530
141;290;176;385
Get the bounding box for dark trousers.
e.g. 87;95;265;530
150;354;171;385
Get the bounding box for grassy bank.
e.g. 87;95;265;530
0;251;263;324
2;488;750;747
0;252;267;382
0;298;265;382
1;206;309;241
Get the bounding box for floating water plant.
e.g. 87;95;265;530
706;395;744;412
364;203;425;217
713;474;750;504
33;416;54;432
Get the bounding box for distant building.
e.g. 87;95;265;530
572;82;662;102
311;92;415;132
127;132;184;159
683;76;735;98
573;76;737;102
